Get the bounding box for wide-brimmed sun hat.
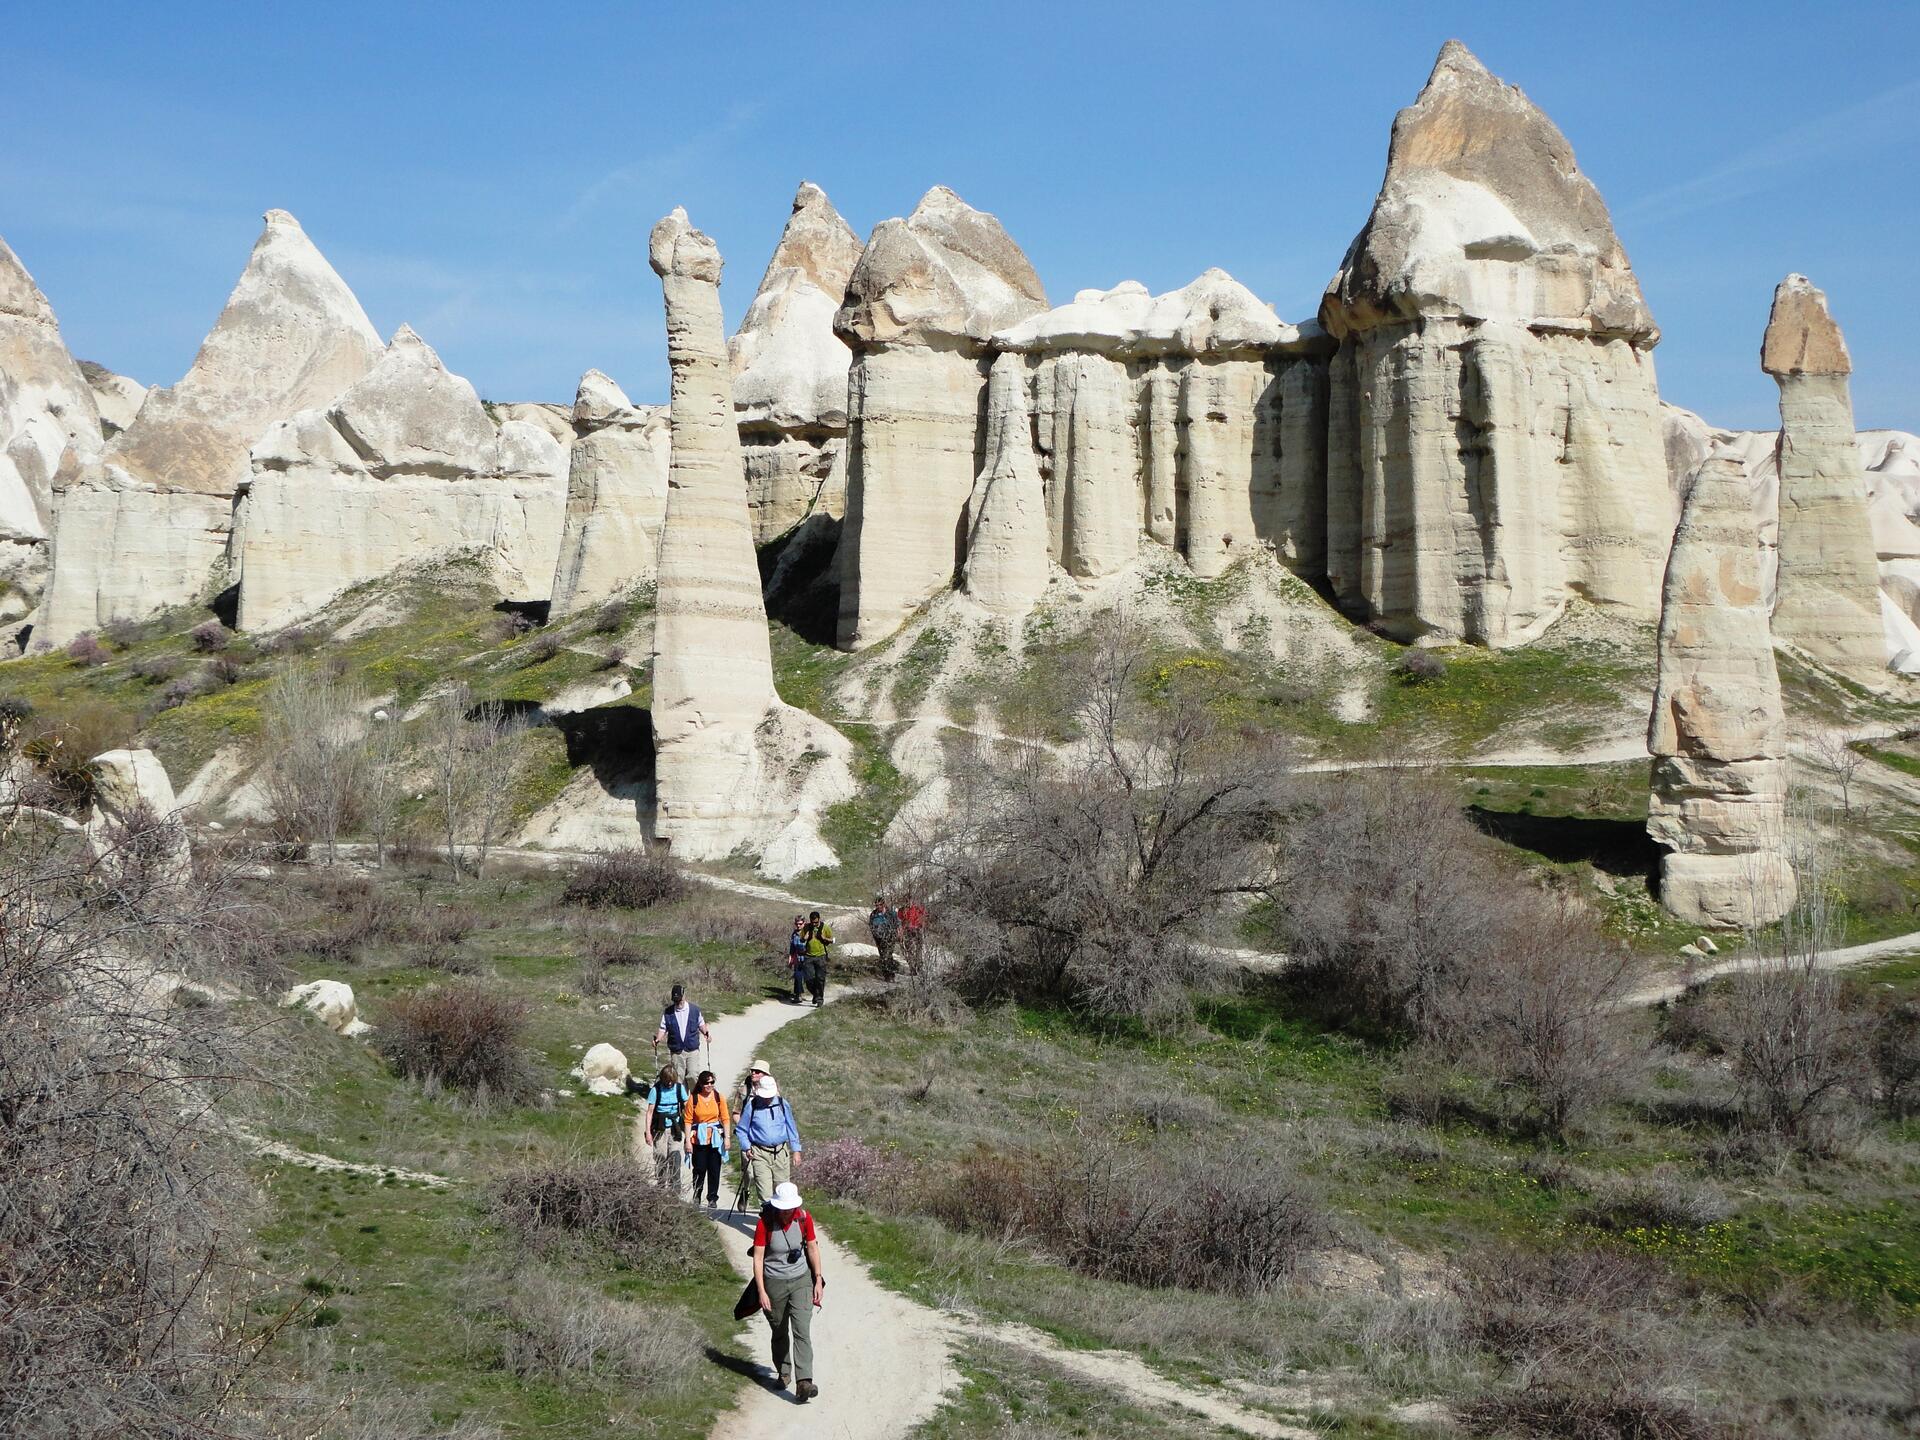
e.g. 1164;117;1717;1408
749;1057;772;1074
770;1181;803;1209
754;1075;779;1099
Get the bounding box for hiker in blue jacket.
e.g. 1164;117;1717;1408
738;1072;803;1210
653;983;709;1077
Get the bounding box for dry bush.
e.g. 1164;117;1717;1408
1574;1167;1731;1234
130;653;179;685
597;643;627;671
590;600;626;634
1870;995;1920;1117
799;1136;911;1205
189;618;231;653
488;1270;698;1391
522;633;561;665
920;1132;1324;1297
299;876;398;962
377;984;535;1103
1276;770;1640;1137
18;702;138;808
491;1157;708;1266
65;631;109;666
1392;649;1447;684
0;800;262;1439
404;903;479;970
561;847;689;910
584;930;649;967
920;612;1290;1022
1459;1247;1725;1439
425;686;529;880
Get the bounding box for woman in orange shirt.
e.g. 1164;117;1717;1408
686;1069;733;1210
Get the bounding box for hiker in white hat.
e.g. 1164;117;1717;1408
752;1180;824;1400
736;1070;802;1211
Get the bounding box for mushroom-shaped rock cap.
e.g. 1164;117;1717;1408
836;186;1047;346
1323;39;1654;342
573;368;636;427
1762;274;1852;377
649;208;722;284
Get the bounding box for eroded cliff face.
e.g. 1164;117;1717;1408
233;325;567;632
649;209;854;876
730;182;862;543
0;236;101;625
833;187;1048;649
1647;455;1794;929
547;370;669;615
1762;274;1885;679
40;211;382;643
1319;41;1671;647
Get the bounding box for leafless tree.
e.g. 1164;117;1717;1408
425;685;529;881
263;663;368;863
1806;729;1867;820
913;612;1290;1021
0;791;274;1439
360;707;408;868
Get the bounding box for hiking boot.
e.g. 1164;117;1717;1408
796;1379;817;1402
777;1368;792;1390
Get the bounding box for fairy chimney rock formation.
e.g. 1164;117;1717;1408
1762;274;1885;677
1647;455;1795;929
648;208;857;873
833;187;1047;649
0;235;101;624
234;324;566;631
40;210;383;643
1320;40;1671;646
548;369;669;614
730;182;862;541
961;352;1050;613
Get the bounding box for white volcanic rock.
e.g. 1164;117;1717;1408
997;271;1294;358
39;211;382;643
548;369;669;615
108;210;381;498
78;361;147;436
571;1042;631;1096
85;747;192;887
1762;275;1885;678
962;352;1051;613
281;979;371;1038
0;236;102;622
1320;41;1670;645
833;188;1047;648
649;209;856;872
1647;455;1794;929
490;401;574;447
732;184;863;544
234;326;567;631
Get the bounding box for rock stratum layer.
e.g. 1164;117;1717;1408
0;235;101;623
1647;455;1795;929
1762;274;1884;678
648;209;853;877
1319;40;1671;646
234;326;567;631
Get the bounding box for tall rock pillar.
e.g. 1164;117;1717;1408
1762;274;1885;678
1647;455;1795;929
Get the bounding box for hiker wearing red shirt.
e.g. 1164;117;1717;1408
752;1181;824;1401
898;896;927;969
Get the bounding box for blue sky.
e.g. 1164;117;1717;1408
4;2;1915;429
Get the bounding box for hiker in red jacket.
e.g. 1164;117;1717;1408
752;1181;824;1401
898;895;927;969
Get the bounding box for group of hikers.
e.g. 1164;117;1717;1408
619;895;932;1403
632;990;820;1401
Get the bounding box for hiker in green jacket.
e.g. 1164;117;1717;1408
802;910;832;1006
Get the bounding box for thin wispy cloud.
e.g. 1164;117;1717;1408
1621;76;1920;224
555;101;767;231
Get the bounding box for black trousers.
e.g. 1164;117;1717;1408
690;1144;724;1203
806;957;827;1003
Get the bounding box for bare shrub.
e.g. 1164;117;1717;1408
1460;1247;1723;1439
491;1156;708;1266
261;625;317;657
488;1270;697;1390
1658;984;1723;1054
1392;649;1446;684
523;632;562;665
263;663;367;864
129;653;179;685
65;631;109;666
800;1136;910;1204
1575;1167;1732;1234
586;931;648;968
591;600;626;634
0;798;261;1438
157;673;210;710
377;984;535;1102
18;702;137;808
1870;995;1920;1117
405;903;479;970
562;848;689;910
206;654;245;687
490;612;534;643
100;616;143;648
921;612;1289;1022
596;643;627;671
189;618;231;653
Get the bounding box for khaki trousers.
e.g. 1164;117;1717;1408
746;1143;791;1209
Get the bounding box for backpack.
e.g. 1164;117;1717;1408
649;1082;689;1141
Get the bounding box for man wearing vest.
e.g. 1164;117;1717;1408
653;983;709;1077
738;1072;803;1211
752;1181;824;1401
